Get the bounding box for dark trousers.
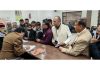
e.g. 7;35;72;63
89;42;100;59
0;37;3;50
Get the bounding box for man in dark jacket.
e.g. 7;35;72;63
89;24;100;59
24;24;36;41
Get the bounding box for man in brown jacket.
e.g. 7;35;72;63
0;27;40;60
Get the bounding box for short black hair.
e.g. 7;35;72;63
31;21;36;24
43;19;49;24
25;18;29;20
43;19;51;28
28;24;32;27
14;27;25;33
36;22;41;26
77;19;87;28
48;19;52;23
19;19;24;22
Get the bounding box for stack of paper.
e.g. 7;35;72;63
23;45;36;52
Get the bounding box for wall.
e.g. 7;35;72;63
81;10;87;18
21;10;62;23
91;10;98;26
0;10;99;26
0;11;15;22
0;10;89;23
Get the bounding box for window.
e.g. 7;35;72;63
62;11;82;25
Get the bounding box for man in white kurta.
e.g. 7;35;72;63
52;16;72;46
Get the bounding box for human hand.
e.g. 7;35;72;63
59;42;66;46
59;47;64;51
31;48;44;56
91;36;98;43
36;39;41;42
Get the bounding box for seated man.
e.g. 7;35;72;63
58;19;92;56
24;24;36;41
35;22;43;39
89;24;100;59
36;19;53;45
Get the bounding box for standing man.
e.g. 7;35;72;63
52;16;72;46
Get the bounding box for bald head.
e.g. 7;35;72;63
54;16;61;21
53;16;61;28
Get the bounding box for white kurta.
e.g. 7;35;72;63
52;24;72;44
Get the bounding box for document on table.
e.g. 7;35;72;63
23;45;36;52
23;40;28;42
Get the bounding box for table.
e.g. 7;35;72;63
23;41;90;60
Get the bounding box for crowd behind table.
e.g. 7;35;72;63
0;16;100;59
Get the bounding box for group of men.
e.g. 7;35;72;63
0;16;100;59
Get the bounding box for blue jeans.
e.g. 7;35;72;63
89;42;100;59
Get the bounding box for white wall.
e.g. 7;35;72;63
0;10;62;25
0;10;99;26
21;10;62;23
0;11;15;22
0;10;88;23
81;11;87;18
91;10;98;26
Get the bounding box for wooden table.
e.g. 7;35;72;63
23;41;90;60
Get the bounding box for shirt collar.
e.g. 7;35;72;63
77;28;86;36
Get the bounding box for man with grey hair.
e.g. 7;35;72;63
59;19;92;56
52;16;72;46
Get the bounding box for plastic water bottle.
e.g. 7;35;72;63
40;45;46;60
40;49;46;60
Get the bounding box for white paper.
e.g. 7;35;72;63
23;45;36;52
23;40;28;42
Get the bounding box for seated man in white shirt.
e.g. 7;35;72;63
58;19;92;56
52;16;72;46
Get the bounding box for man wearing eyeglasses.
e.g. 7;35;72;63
89;24;100;59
